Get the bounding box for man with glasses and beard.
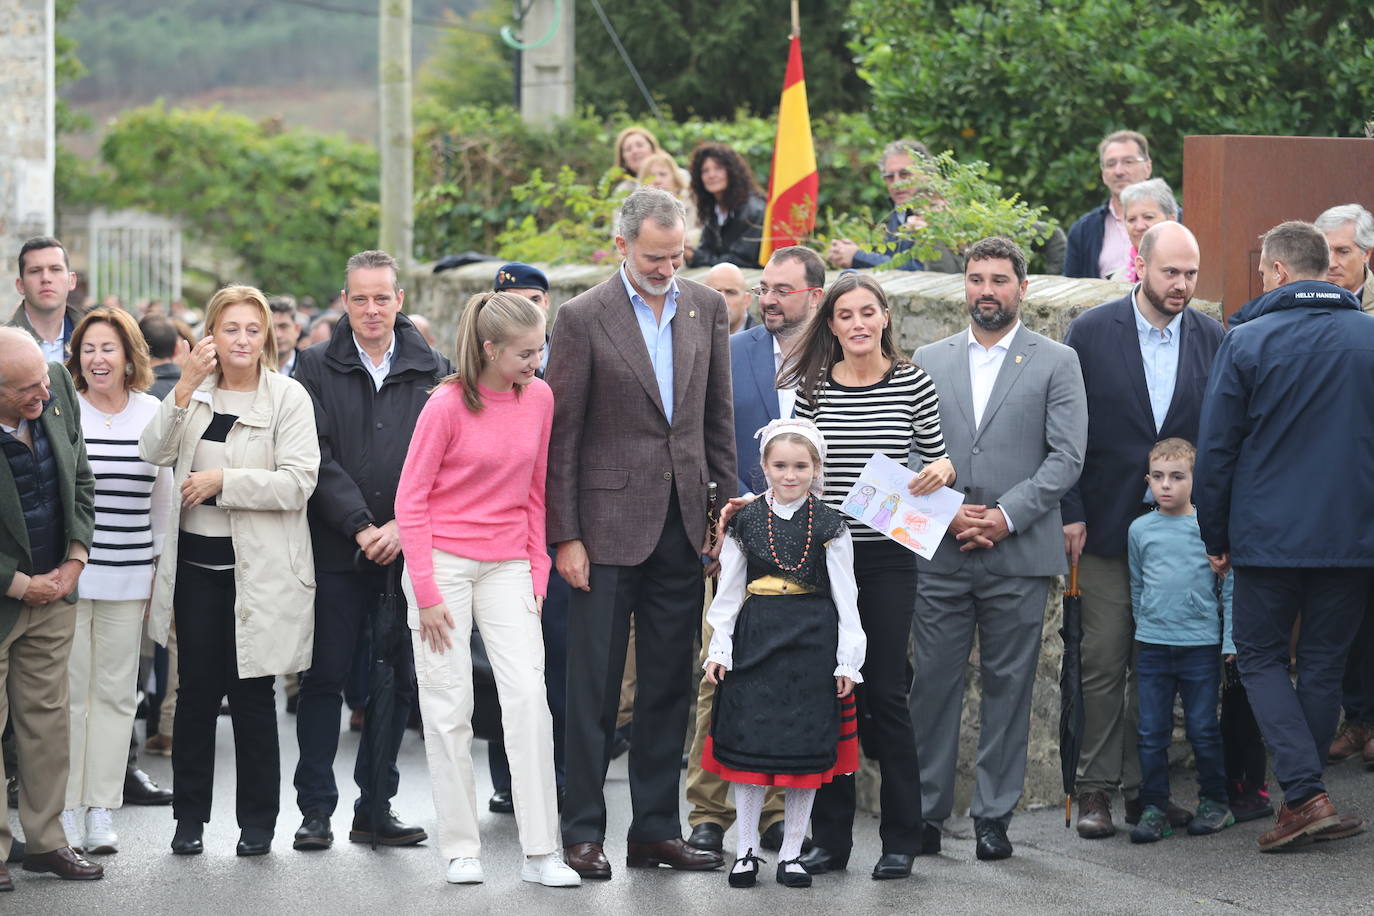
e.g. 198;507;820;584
910;237;1086;862
1060;222;1225;839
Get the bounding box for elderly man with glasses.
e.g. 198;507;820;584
1063;130;1159;278
827;139;963;273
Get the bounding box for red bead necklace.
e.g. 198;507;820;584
766;493;815;572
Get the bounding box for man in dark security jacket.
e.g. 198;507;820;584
1195;221;1374;852
290;250;452;851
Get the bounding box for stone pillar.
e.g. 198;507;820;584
378;0;413;268
518;0;574;126
0;0;55;258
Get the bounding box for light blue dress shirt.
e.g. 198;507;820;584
1133;293;1182;433
619;265;679;423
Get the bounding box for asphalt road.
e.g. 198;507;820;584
8;699;1374;915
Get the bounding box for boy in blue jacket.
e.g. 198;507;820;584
1128;438;1234;843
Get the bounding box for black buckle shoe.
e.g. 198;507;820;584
728;849;762;888
349;808;427;846
293;813;333;850
776;857;812;888
124;767;174;806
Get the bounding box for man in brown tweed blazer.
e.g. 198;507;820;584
546;187;736;879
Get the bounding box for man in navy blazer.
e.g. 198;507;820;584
682;245;824;855
1060;222;1225;839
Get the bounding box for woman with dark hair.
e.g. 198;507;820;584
60;307;173;854
777;272;955;880
688;143;766;269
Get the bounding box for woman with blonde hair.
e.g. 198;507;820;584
140;285;319;858
611;125;662;192
59;307;173;855
395;291;577;888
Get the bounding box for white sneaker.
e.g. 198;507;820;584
85;807;118;854
521;853;582;887
446;857;484;884
60;808;84;850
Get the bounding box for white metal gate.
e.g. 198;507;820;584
87;209;182;307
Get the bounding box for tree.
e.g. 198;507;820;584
848;0;1374;225
417;7;513;109
98;105;379;298
571;0;867;118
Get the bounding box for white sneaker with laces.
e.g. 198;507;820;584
446;857;484;884
85;807;118;854
60;808;84;850
521;853;582;887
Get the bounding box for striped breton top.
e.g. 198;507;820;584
78;391;172;600
795;362;948;542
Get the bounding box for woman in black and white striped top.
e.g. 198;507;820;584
778;272;954;877
62;307;172;855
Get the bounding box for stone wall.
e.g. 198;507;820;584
406;261;1222;814
0;0;55;257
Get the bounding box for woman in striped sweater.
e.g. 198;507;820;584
61;307;173;855
777;272;955;880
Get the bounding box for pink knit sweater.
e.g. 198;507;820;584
395;378;553;607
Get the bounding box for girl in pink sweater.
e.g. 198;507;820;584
395;291;578;889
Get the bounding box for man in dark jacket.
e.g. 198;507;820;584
1063;131;1154;278
290;250;452;851
1196;221;1374;852
1062;222;1223;838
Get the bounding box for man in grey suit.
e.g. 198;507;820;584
545;187;736;879
910;237;1087;861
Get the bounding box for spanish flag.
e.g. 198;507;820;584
760;35;818;263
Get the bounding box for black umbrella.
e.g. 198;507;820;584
1059;564;1085;828
358;552;408;849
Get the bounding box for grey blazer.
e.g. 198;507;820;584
914;324;1087;578
544;272;737;567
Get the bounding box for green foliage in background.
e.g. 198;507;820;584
848;0;1374;226
494;167;622;263
97;105;379;297
415;103;890;261
417;7;513;110
826;152;1052;268
572;0;867;118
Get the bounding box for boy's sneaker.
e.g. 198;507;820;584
1187;798;1235;836
1129;805;1173;844
84;808;118;854
1229;791;1275;823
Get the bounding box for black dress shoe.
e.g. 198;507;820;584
776;857;812;888
171;821;204;856
728;850;761;888
759;821;783;851
920;822;942;855
687;822;725;852
236;827;272;857
797;844;848;873
974;818;1013;861
293;813;333;850
349;808;427;846
488;790;514;814
124;766;174;805
872;852;914;879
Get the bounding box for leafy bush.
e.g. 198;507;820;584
848;0;1374;226
97;105;379;298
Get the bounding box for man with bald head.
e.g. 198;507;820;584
703;263;754;333
0;328;101;887
1060;222;1226;839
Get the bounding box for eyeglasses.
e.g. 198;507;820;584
1101;156;1149;170
750;285;822;299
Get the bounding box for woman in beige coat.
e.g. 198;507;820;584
139;285;319;859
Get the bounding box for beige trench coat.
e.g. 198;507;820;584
140;370;319;678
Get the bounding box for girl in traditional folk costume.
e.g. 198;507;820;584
702;419;865;889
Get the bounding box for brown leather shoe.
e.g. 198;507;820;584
1258;793;1341;851
1328;722;1369;763
626;837;724;870
22;846;104;880
565;842;612;879
1075;791;1115;839
1312;813;1366;843
0;861;12;892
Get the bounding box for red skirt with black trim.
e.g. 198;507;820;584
701;694;859;788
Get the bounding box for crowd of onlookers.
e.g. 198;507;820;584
1;124;1373;898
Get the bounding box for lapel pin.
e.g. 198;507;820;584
54;406;61;416
1014;354;1024;364
689;310;696;318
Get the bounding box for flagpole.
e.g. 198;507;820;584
790;0;800;37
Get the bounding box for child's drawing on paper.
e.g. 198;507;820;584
843;484;876;518
870;492;900;529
